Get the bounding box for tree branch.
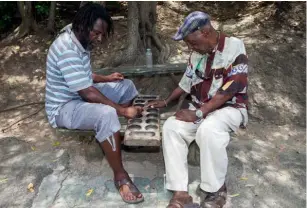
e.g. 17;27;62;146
0;101;44;113
1;106;44;133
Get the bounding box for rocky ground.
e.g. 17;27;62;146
0;2;305;208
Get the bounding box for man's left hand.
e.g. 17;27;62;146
175;109;198;122
108;72;124;82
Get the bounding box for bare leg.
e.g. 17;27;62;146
99;131;142;201
119;96;137;108
120;102;132;108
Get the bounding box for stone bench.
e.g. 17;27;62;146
55;114;171;144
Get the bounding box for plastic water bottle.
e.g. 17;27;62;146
146;48;153;68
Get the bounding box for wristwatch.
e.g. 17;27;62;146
195;109;204;119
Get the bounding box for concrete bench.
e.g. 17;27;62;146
55;113;172;143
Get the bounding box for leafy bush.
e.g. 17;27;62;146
0;2;17;32
35;2;50;20
0;2;51;33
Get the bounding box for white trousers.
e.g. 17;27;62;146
162;107;247;192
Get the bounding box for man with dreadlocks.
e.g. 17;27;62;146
45;3;144;204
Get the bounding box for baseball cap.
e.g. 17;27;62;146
173;11;211;41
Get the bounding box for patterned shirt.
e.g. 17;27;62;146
45;25;93;128
178;33;248;123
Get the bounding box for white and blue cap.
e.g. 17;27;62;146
173;11;211;41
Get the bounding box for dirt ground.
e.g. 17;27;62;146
0;2;305;208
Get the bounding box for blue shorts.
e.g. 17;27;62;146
55;79;138;145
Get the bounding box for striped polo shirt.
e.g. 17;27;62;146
45;25;93;128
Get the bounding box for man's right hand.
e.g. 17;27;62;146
146;100;167;108
119;106;143;119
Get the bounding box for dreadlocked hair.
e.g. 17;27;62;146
72;3;113;37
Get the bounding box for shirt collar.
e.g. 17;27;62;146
65;24;89;54
203;32;226;57
216;32;226;53
192;32;227;58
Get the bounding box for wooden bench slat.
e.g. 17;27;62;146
93;64;186;77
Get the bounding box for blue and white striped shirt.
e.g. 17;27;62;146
45;25;93;127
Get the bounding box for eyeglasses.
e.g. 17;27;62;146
194;56;213;80
195;67;205;80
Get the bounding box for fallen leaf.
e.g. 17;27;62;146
240;177;248;180
86;188;94;197
14;46;20;52
31;146;36;151
229;193;240;198
28;183;34;192
0;178;8;184
245;184;255;187
144;185;150;191
52;141;60;147
28;183;34;189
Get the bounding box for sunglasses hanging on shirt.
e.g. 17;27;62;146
194;53;215;80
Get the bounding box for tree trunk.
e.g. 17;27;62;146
108;1;170;67
80;1;105;8
79;1;88;8
17;1;37;36
99;1;106;7
2;2;37;43
109;2;139;67
47;1;56;33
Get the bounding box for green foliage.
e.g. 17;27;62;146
0;2;17;32
0;2;52;33
35;2;50;19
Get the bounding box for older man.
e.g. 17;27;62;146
148;12;248;207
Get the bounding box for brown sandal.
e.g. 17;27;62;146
200;184;227;208
167;195;200;208
114;178;144;204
